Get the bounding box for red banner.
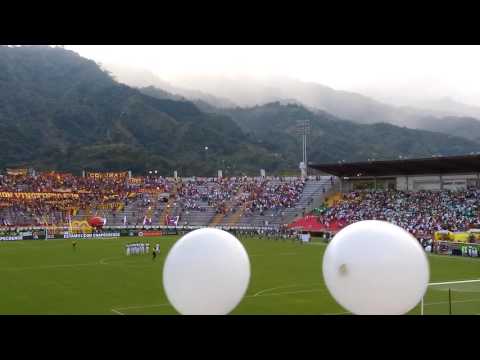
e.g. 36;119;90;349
288;215;346;232
138;231;163;237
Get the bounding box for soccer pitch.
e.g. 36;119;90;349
0;236;479;315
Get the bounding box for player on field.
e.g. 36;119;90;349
72;240;77;251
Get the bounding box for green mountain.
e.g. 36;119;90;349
0;46;277;176
1;46;479;176
142;74;480;143
211;102;480;165
404;115;480;143
105;63;238;108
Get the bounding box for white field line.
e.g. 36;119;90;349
253;282;323;297
250;252;298;257
323;311;351;315
116;303;172;310
0;261;101;271
99;257;165;268
115;284;328;312
0;243;73;251
114;279;480;314
0;256;128;271
0;256;150;271
99;257;126;265
111;308;125;315
429;279;480;286
0;250;299;272
255;288;324;297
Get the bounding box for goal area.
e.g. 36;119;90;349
420;279;480;315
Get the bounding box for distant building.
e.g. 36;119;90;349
309;154;480;192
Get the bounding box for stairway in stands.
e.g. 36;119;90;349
159;182;179;225
208;212;225;227
225;204;246;226
211;182;247;227
208;197;238;227
234;177;333;228
177;182;217;226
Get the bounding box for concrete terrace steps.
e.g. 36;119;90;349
207;196;238;226
0;177;335;228
229;179;333;227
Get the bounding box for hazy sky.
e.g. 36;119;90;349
66;45;480;106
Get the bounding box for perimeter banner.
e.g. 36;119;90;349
0;192;79;199
138;231;163;237
0;235;23;241
63;232;121;239
86;172;128;180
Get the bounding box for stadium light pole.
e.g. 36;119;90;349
204;146;209;176
296;119;310;178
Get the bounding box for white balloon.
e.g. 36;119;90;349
163;228;250;315
322;220;429;315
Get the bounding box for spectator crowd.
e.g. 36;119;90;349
174;177;306;216
0;172;309;227
0;172;139;226
317;189;480;240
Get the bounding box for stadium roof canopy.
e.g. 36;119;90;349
309;154;480;177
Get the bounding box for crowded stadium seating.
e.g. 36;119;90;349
0;172;333;228
4;169;480;241
313;189;480;240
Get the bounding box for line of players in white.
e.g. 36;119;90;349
125;242;160;256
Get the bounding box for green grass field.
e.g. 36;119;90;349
0;236;479;315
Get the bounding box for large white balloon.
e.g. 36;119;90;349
163;228;251;315
322;220;429;315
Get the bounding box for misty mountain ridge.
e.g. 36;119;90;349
106;67;480;142
401;97;480;119
1;45;480;176
127;72;416;123
141;85;480;166
405;115;480;142
105;64;237;109
171;74;480;129
0;46;280;175
208;101;480;165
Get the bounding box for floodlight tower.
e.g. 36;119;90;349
296;119;310;178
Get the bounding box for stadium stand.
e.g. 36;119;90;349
4;155;480;244
313;189;480;240
0;171;333;229
300;154;480;240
